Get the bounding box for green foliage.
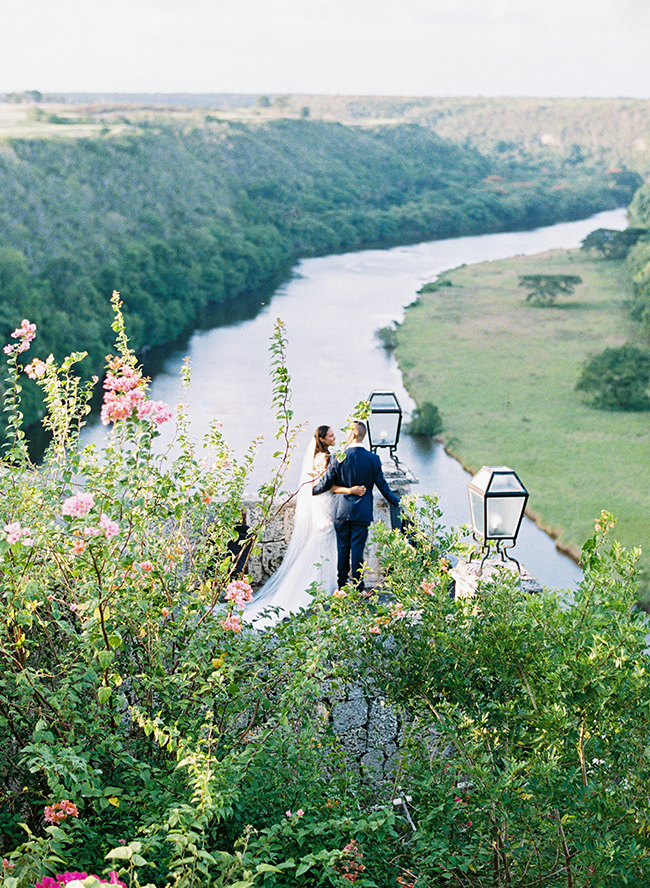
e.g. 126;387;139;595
576;343;650;411
624;201;650;338
2;311;650;887
417;277;453;294
375;324;399;349
581;227;647;259
518;273;582;305
405;401;443;436
353;507;650;886
0;118;638;435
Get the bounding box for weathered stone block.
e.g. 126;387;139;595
332;697;369;734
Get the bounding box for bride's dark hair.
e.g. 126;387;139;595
314;425;331;455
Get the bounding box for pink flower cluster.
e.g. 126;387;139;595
35;872;125;888
98;514;119;539
4;521;33;545
335;839;366;883
43;800;78;825
390;604;407;620
421;580;435;595
61;494;119;543
100;359;171;426
24;357;50;379
285;808;304;818
62;493;95;518
221;613;243;632
225;580;254;608
4;319;36;355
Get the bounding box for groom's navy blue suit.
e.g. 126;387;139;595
312;444;400;590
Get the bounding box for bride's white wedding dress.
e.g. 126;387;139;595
242;443;337;629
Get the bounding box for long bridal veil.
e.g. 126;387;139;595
243;438;337;629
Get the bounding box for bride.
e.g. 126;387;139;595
242;425;365;629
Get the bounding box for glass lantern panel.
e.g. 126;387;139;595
468;488;485;536
487;471;526;495
486;495;526;538
470;466;493;495
368;413;400;446
369;393;399;411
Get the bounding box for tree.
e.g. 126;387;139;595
406;401;443;436
581;227;646;259
518;273;582;306
575;343;650;411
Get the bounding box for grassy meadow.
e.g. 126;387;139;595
396;249;650;572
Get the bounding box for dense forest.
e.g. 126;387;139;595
0;113;641;431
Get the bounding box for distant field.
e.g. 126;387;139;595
396;249;650;571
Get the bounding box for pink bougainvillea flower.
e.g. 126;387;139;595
35;872;126;888
139;560;154;572
3;521;33;545
148;400;173;424
99;514;119;539
333;588;346;598
421;580;435;595
62;492;95;518
4;522;22;544
4;319;36;355
100;357;171;426
225;580;254;608
221;613;243;633
43;799;79;825
24;357;49;379
369;624;381;634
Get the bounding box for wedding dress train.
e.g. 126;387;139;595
242;443;337;629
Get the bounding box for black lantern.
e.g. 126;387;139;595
467;465;528;572
366;391;402;464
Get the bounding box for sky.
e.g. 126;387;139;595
3;0;650;98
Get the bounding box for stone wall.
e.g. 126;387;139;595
245;459;418;588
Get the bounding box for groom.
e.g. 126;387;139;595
312;421;400;591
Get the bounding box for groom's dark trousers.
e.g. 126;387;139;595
312;444;400;590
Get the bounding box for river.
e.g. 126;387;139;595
82;207;628;590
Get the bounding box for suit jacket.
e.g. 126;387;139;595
312;444;400;525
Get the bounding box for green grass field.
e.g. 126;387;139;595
396;249;650;572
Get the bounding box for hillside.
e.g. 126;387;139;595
7;93;650;174
0;111;636;434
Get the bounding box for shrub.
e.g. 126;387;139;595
575;343;650;410
405;401;443;436
376;324;398;350
2;300;650;888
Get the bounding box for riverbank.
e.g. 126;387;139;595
395;246;650;576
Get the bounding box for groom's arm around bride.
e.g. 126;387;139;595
312;421;400;591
